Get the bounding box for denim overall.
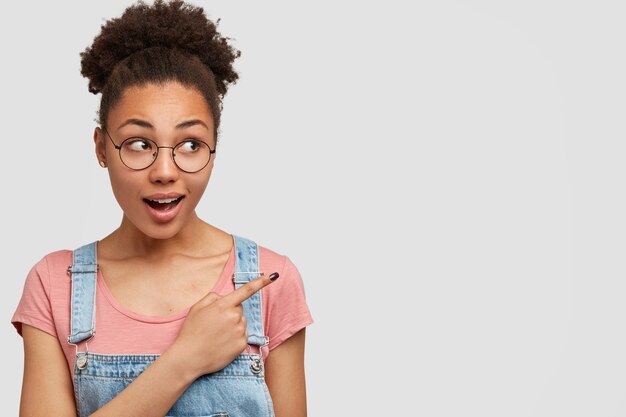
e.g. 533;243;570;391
66;234;275;417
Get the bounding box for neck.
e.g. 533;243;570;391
102;211;214;260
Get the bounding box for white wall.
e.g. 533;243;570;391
1;1;624;415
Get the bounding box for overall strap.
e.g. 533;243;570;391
67;241;98;345
232;235;269;347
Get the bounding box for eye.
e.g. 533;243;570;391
123;138;153;152
177;139;203;153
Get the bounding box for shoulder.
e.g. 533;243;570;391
256;244;302;280
38;249;74;275
257;245;289;273
256;243;307;295
24;249;72;274
12;249;75;338
254;242;314;351
26;249;74;290
42;248;73;263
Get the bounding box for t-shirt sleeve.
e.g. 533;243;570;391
11;256;57;338
265;256;314;351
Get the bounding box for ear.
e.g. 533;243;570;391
94;127;107;166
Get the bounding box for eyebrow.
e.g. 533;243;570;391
117;118;210;131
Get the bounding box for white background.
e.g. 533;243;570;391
1;0;624;415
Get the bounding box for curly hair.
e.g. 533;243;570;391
79;0;240;145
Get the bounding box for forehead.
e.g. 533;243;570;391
109;81;214;131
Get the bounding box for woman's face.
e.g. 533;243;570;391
94;81;216;240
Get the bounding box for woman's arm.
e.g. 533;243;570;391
265;328;308;417
20;324;197;417
20;324;77;416
89;341;197;416
19;276;276;416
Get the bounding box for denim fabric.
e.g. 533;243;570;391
67;234;275;417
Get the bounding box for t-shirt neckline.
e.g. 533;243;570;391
96;244;234;324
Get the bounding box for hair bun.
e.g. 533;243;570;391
80;0;240;96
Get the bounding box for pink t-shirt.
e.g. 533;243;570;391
11;244;313;382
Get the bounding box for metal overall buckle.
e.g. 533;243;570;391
245;344;263;374
67;333;95;370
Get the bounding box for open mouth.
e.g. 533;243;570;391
143;196;184;211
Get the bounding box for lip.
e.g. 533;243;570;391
143;196;185;223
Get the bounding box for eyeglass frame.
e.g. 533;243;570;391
101;126;216;173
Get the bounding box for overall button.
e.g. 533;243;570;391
250;358;262;374
77;354;88;369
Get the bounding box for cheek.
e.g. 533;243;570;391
188;177;211;202
108;170;139;206
190;167;213;194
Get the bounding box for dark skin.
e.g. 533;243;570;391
18;81;307;417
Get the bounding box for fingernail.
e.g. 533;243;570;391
269;272;279;281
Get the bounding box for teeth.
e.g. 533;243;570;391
148;197;181;204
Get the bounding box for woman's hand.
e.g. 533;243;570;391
170;272;279;379
86;272;277;416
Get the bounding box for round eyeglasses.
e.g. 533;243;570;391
102;126;215;173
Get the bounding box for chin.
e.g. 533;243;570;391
146;224;184;239
121;204;195;239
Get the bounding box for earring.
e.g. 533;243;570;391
99;160;107;168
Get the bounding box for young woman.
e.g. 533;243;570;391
10;1;313;416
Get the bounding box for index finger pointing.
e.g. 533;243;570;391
221;272;279;306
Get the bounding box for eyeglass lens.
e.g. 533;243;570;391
119;137;212;172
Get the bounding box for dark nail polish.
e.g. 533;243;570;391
269;272;279;281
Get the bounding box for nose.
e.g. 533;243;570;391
148;146;180;183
